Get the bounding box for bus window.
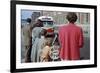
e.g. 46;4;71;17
43;21;53;27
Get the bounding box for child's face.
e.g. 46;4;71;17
46;38;53;46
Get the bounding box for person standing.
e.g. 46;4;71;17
40;34;53;62
31;19;43;45
22;18;36;62
31;19;43;62
58;12;84;60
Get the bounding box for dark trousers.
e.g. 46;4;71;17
25;44;32;62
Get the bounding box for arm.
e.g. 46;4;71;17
79;28;84;48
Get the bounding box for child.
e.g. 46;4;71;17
40;33;54;62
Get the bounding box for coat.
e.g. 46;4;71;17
58;23;84;60
32;27;42;44
31;27;46;62
22;24;32;46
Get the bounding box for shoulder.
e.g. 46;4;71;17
73;24;82;29
74;25;83;33
77;26;83;30
44;46;50;50
59;24;67;30
42;46;51;52
32;27;39;31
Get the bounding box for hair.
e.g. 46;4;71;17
36;19;43;27
40;29;47;36
26;18;31;23
66;12;77;23
37;19;42;22
45;33;55;38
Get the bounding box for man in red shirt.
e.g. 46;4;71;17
58;12;84;60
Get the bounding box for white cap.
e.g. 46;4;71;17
37;16;53;21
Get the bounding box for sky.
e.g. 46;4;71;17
21;10;33;19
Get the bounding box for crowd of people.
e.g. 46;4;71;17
22;12;84;63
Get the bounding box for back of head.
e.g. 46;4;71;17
66;12;77;23
35;19;43;27
26;18;31;23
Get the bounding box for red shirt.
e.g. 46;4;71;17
58;23;84;60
